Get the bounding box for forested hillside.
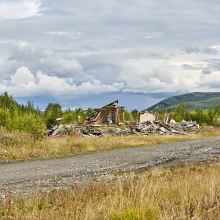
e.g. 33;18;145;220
158;97;220;111
147;92;220;111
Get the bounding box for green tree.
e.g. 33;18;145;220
0;108;11;128
206;108;215;125
23;114;46;139
173;103;188;122
194;108;206;125
214;104;220;116
131;109;139;121
26;100;35;113
44;103;63;128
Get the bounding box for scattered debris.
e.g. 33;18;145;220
47;124;73;137
54;118;64;125
47;119;198;137
46;101;199;137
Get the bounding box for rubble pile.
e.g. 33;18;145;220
46;101;199;137
47;124;72;137
129;120;198;136
81;127;135;137
47;119;198;137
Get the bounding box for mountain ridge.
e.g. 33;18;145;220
147;92;220;111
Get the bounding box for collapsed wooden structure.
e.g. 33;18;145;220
81;100;125;125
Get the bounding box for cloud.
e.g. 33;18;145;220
0;66;125;97
199;72;220;89
185;47;200;54
9;40;36;62
8;40;84;78
1;1;220;110
11;66;35;86
0;1;41;20
211;45;220;50
145;32;163;39
182;64;198;70
205;59;220;71
184;46;218;55
203;47;217;54
202;70;212;74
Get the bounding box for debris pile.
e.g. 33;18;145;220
47;124;73;137
47;119;198;137
129;120;197;136
46;101;200;137
81;126;135;137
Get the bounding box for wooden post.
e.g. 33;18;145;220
163;113;166;123
155;112;159;121
165;114;169;124
168;114;172;124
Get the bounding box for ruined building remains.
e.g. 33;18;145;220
81;100;125;125
139;110;155;123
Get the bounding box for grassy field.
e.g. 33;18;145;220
0;127;219;162
1;162;220;219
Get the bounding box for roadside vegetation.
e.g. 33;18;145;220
1;92;220;162
1;162;220;219
0;126;219;162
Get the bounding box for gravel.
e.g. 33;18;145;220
1;135;220;197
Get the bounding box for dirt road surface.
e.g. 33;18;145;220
1;135;220;197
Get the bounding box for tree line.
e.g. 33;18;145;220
158;102;220;126
2;92;220;137
0;92;139;137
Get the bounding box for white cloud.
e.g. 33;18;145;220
145;33;163;39
45;32;66;35
39;56;83;77
8;40;84;78
2;60;220;100
0;1;41;20
211;45;220;50
0;66;125;97
1;1;220;109
44;32;82;37
11;66;35;86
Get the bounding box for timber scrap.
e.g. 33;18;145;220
80;100;125;125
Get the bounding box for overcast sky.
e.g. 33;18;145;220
0;0;220;110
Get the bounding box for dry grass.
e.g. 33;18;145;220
0;126;219;162
2;163;220;219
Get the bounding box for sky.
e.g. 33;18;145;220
0;0;220;111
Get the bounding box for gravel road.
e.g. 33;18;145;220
1;135;220;197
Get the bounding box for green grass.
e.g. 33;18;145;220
110;207;158;220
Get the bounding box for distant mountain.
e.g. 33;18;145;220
147;92;220;111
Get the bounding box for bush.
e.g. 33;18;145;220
0;108;11;129
23;114;47;139
213;116;220;127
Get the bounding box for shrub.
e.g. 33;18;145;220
0;108;11;129
213;116;220;127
